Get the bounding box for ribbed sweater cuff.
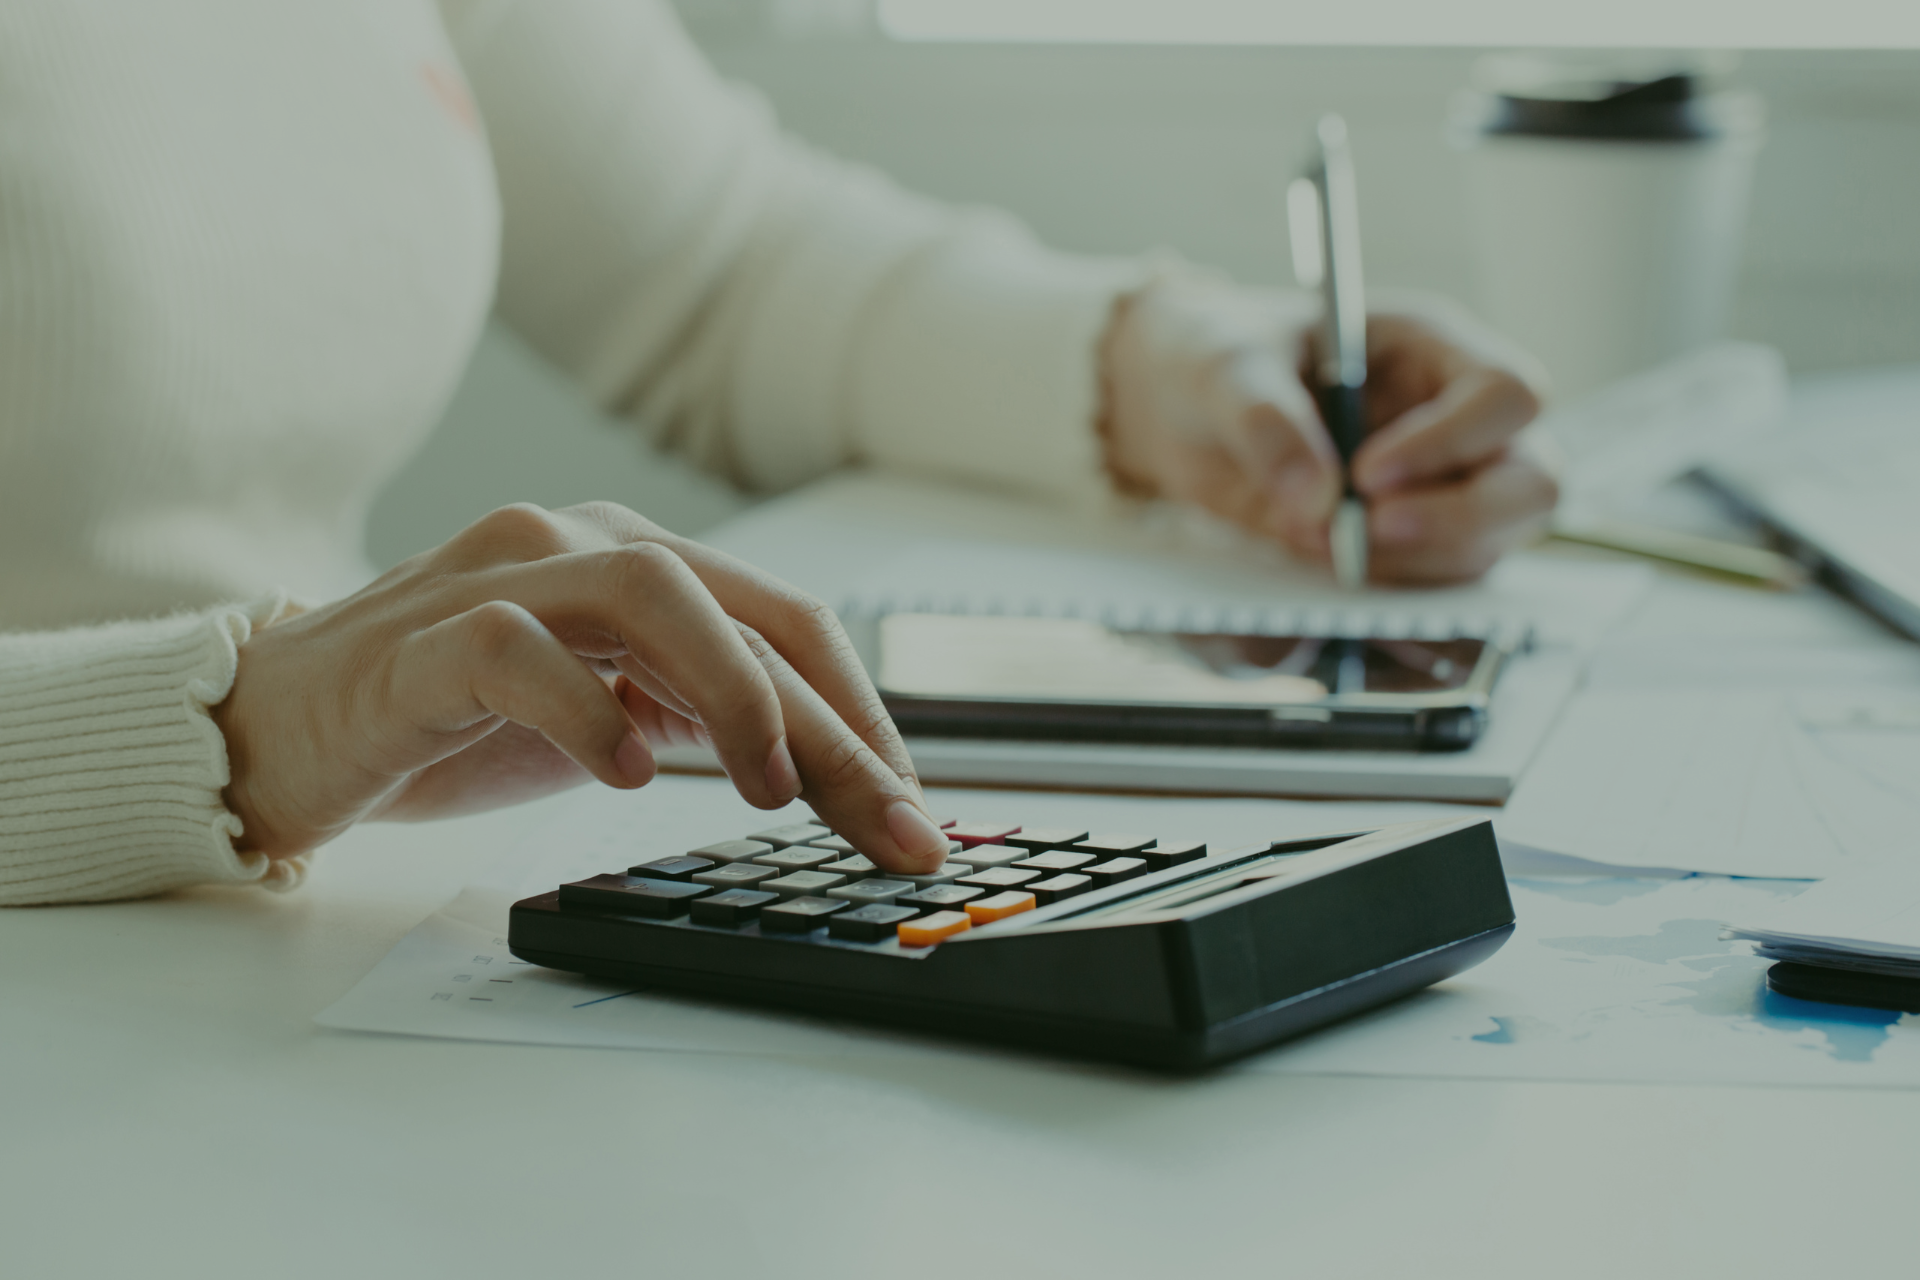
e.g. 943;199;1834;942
0;595;309;905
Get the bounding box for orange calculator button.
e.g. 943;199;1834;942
897;910;972;947
965;891;1036;924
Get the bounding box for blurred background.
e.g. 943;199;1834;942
365;0;1920;567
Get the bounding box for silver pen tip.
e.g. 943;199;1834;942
1332;498;1369;590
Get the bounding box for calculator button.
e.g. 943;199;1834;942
965;891;1036;924
761;870;848;899
955;867;1040;891
946;843;1026;870
828;903;919;942
1081;857;1148;888
559;875;710;918
1002;827;1089;852
822;855;877;881
804;833;859;856
689;888;779;928
897;885;983;913
891;864;966;889
945;822;1021;848
746;823;830;848
627;855;717;882
1026;873;1093;905
688;839;773;864
1012;850;1095;874
827;878;915;906
898;910;971;946
760;896;849;933
753;846;838;873
1140;839;1207;870
693;863;780;891
1072;833;1156;856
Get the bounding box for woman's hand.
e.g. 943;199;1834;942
210;502;950;872
1099;272;1557;584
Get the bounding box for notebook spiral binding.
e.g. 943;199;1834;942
837;593;1536;653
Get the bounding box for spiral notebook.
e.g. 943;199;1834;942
654;473;1650;802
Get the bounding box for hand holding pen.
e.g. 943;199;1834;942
1095;115;1556;585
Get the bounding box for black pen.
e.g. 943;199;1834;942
1289;114;1370;589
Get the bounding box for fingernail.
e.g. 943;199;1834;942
615;733;655;787
764;737;800;802
885;799;949;866
1376;507;1422;544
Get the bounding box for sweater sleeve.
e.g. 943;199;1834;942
437;0;1145;503
0;597;308;905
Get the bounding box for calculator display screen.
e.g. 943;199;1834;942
875;614;1486;706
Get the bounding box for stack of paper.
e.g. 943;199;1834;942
1726;863;1920;977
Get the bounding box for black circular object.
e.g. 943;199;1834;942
1766;961;1920;1013
1485;73;1715;142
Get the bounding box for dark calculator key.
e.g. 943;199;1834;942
804;833;859;856
1073;833;1156;857
1140;839;1207;870
559;875;710;919
688;839;774;864
760;896;848;933
746;823;830;848
897;884;983;913
947;843;1026;870
828;903;919;942
1013;850;1095;874
693;863;780;891
1081;857;1148;889
753;846;838;874
1026;873;1093;905
627;855;717;882
956;867;1040;891
689;888;779;928
827;878;915;906
822;855;877;881
1002;827;1089;852
946;822;1021;848
762;870;847;900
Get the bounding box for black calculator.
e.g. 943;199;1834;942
508;814;1514;1069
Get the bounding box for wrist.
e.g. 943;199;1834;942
1094;288;1162;499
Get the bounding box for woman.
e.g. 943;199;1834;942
0;0;1552;905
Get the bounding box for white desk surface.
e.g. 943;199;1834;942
7;550;1920;1279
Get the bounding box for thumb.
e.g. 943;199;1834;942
1223;347;1342;549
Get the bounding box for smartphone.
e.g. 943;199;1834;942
857;613;1511;752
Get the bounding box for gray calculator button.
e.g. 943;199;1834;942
822;854;877;880
693;863;780;890
689;839;774;864
1012;850;1095;874
828;903;918;942
804;833;859;856
761;870;848;899
948;843;1026;870
956;866;1040;891
753;846;838;873
891;864;966;889
897;884;982;912
746;823;831;848
827;878;914;906
760;895;848;933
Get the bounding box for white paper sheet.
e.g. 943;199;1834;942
317;779;1920;1087
1499;689;1920;879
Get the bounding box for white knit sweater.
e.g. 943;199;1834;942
0;0;1138;904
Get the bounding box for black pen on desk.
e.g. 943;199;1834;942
1289;114;1370;589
